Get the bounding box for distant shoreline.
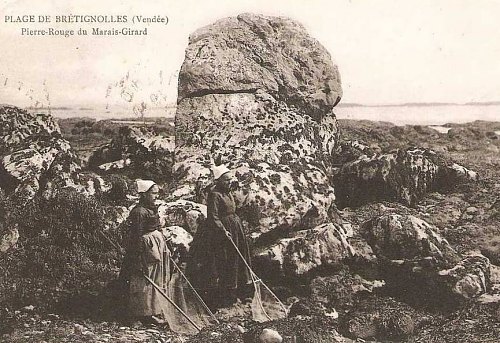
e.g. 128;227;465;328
25;105;177;111
337;101;500;108
28;103;500;127
24;101;500;111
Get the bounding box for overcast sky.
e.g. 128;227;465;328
1;0;499;108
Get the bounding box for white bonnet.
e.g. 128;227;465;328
136;179;157;193
211;165;231;180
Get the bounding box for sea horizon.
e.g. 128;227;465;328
23;102;500;127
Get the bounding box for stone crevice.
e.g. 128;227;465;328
180;87;259;102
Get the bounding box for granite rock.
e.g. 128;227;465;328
173;14;342;238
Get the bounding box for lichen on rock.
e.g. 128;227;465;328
362;213;491;302
173;13;342;242
254;222;357;276
0;105;96;202
438;253;491;299
157;199;207;235
335;148;479;208
335;149;442;208
89;126;175;182
361;213;460;265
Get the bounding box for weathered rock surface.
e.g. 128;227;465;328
310;271;384;309
173;13;342;238
259;328;282;343
362;213;460;265
385;253;492;304
331;140;374;166
335;149;441;208
177;13;342;117
157;199;206;235
335;148;478;208
89;127;174;182
0;227;19;253
98;158;131;171
0;105;100;202
0;106;60;155
254;222;368;276
362;213;491;302
341;296;424;341
161;225;193;253
439;162;479;190
290;271;385;319
438;253;490;299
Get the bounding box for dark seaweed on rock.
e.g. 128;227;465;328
1;13;500;343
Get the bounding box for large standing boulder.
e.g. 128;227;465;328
173;13;342;236
177;13;342;119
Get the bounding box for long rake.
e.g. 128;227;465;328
169;257;219;324
98;229;216;330
143;274;201;332
224;233;289;321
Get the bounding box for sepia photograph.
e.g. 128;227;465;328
0;0;499;342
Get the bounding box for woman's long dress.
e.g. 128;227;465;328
122;205;171;317
205;189;252;290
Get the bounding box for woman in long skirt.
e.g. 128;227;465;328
120;180;170;324
191;165;252;308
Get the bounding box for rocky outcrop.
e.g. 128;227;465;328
341;297;425;341
335;149;440;208
438;253;490;299
0;105;101;202
157;200;206;235
173;13;342;237
161;225;193;253
437;162;479;191
331;140;374;166
362;214;460;265
335;148;478;208
384;253;492;304
0;227;19;253
254;223;357;276
310;271;385;309
0;106;60;155
362;214;491;302
287;270;384;319
89;126;174;182
157;200;205;259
